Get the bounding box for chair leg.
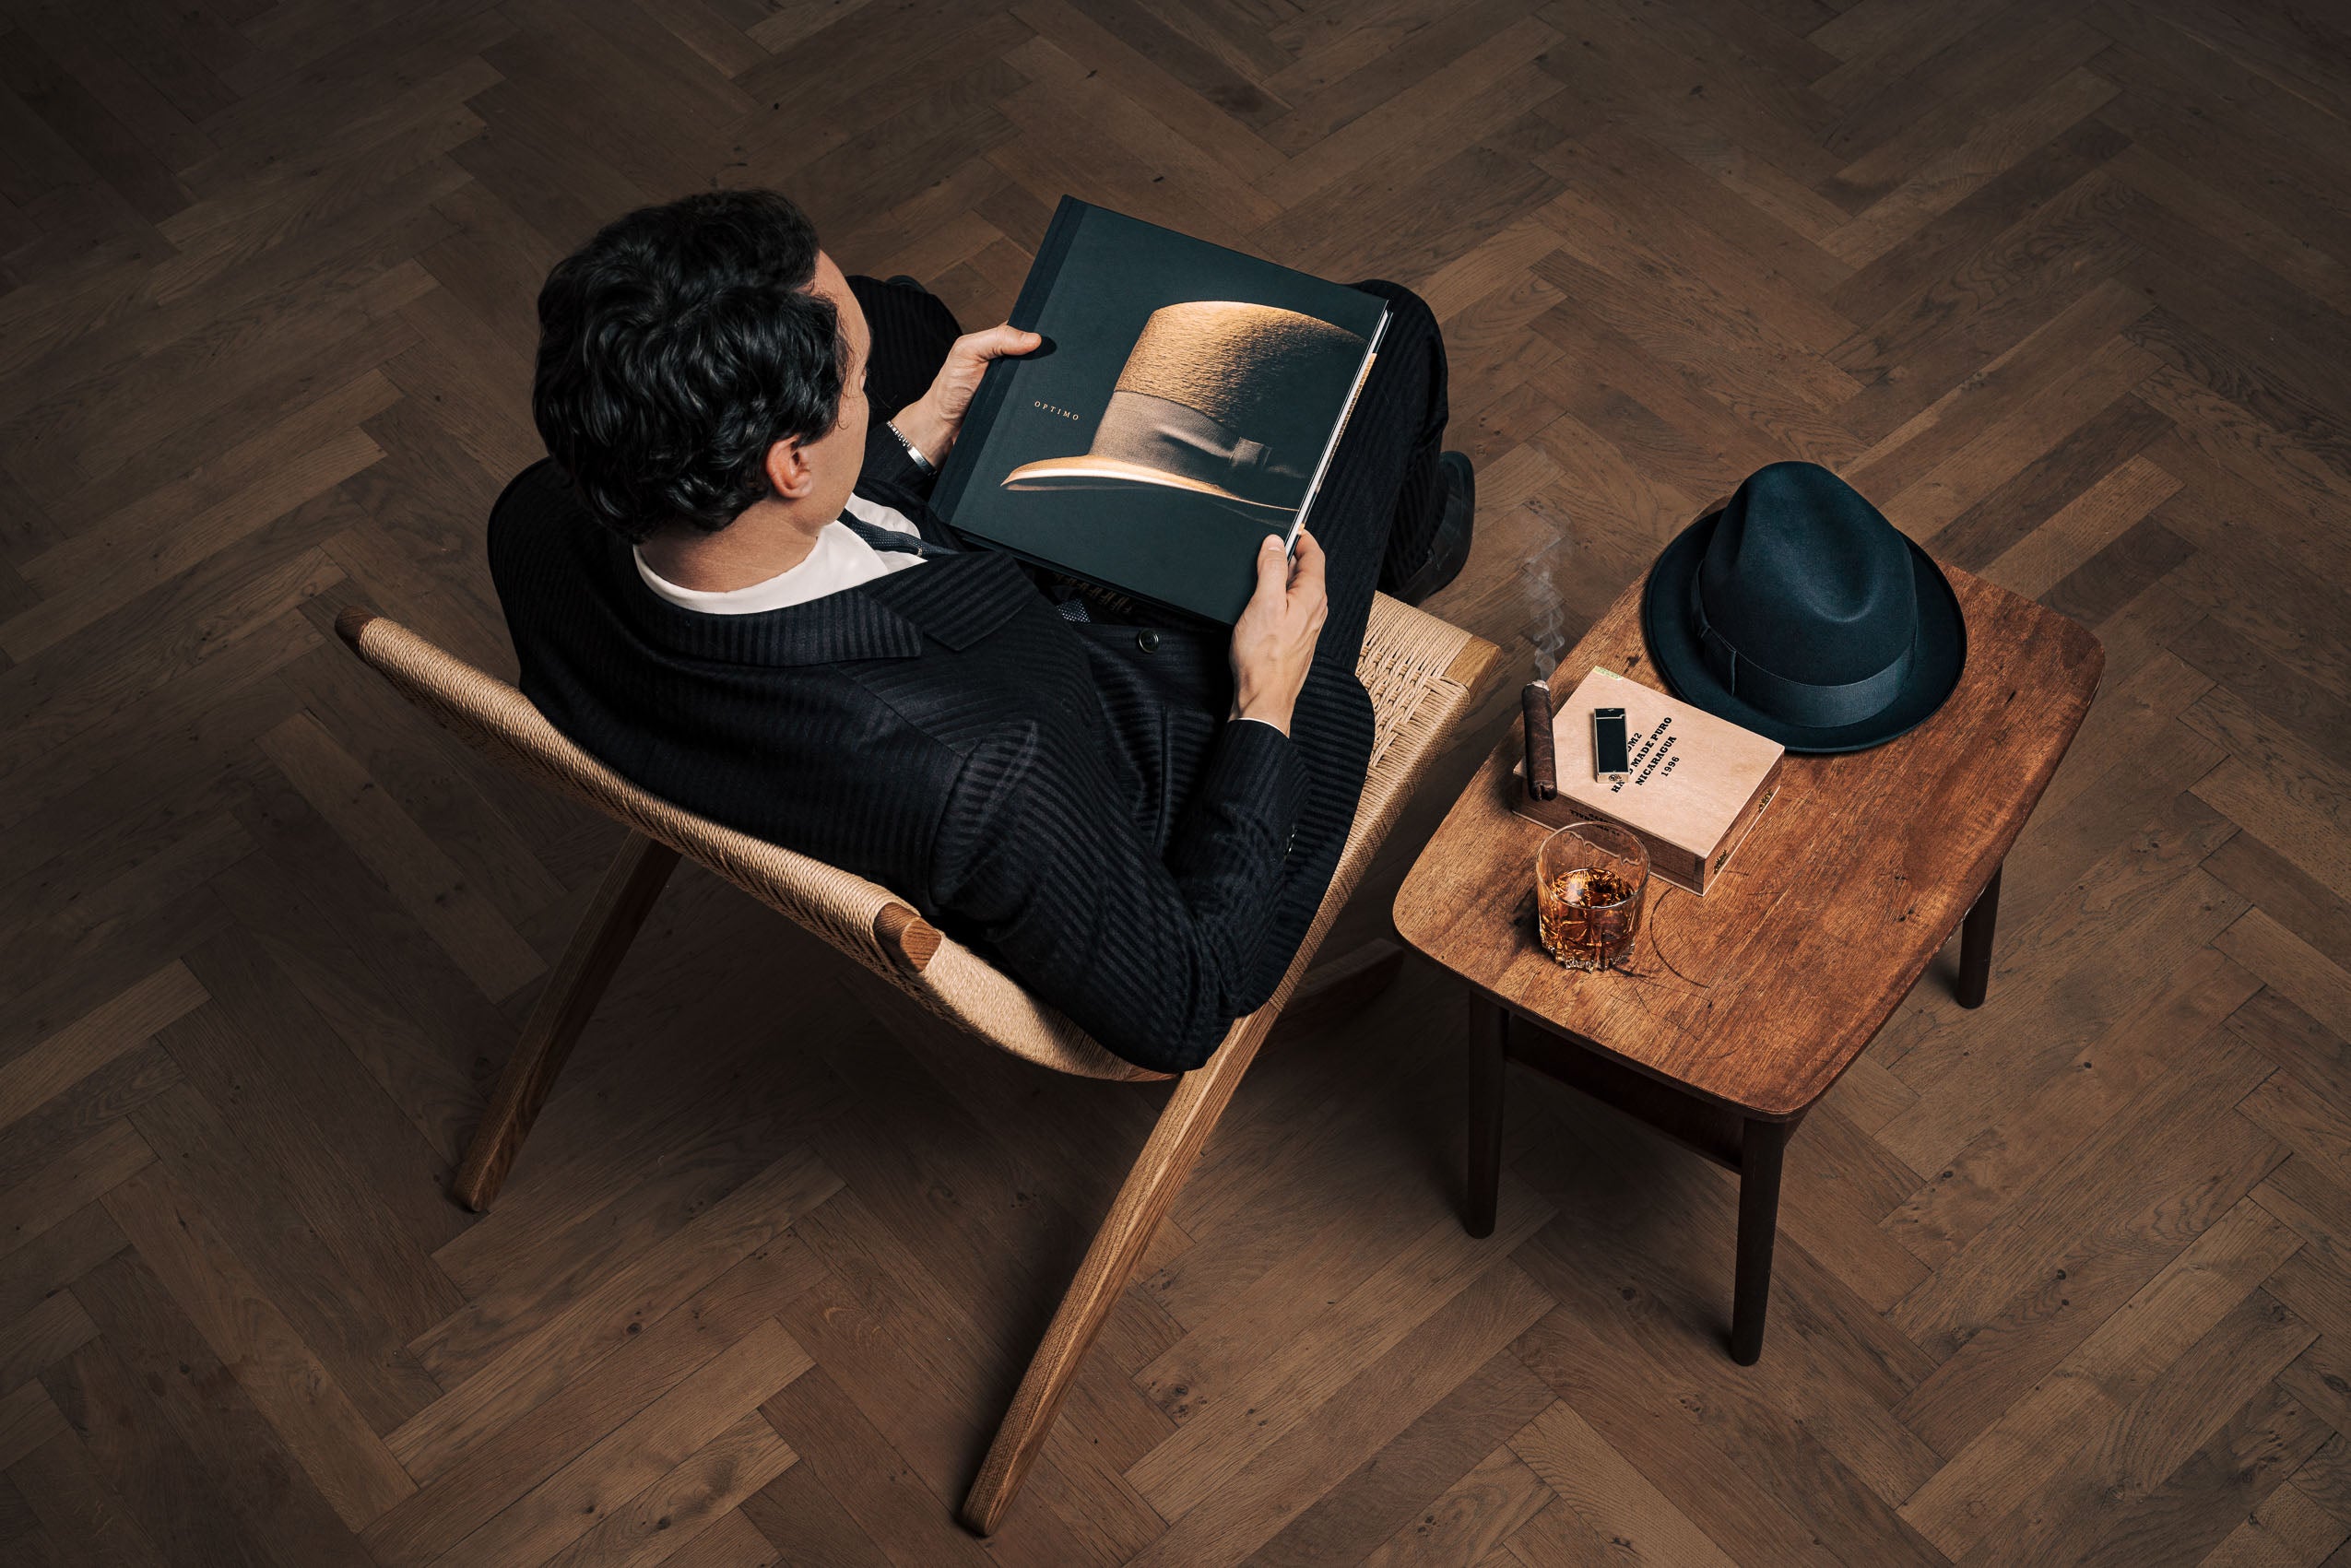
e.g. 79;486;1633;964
451;832;680;1212
960;1020;1271;1536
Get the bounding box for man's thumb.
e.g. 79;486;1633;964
1255;534;1288;587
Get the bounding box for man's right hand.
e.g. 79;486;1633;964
1227;529;1328;737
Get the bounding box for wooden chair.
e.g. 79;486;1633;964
334;592;1499;1535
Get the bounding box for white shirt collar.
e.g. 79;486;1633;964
632;495;926;615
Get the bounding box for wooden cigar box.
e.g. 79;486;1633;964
1512;666;1785;895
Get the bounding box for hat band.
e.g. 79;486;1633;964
1689;576;1916;729
1090;391;1306;510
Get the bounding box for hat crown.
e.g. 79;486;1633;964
1002;301;1369;515
1696;462;1918;686
1115;301;1365;430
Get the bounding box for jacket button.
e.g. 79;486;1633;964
1136;629;1161;653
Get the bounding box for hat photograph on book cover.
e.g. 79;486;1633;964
1002;301;1366;521
1641;461;1967;755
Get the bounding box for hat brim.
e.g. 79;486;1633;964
1001;454;1296;518
1641;509;1967;755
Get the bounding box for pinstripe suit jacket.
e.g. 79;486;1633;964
487;430;1373;1073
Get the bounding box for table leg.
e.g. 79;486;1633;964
1465;995;1507;1239
1731;1117;1789;1365
1957;863;2002;1010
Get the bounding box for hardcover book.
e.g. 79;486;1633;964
1512;666;1787;895
930;197;1390;623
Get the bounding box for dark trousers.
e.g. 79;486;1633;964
847;274;1452;666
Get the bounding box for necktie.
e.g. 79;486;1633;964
837;511;960;559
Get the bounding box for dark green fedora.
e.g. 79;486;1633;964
1641;461;1967;754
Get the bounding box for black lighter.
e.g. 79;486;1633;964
1592;706;1631;783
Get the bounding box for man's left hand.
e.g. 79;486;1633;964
890;324;1042;468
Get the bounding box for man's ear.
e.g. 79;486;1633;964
762;436;815;501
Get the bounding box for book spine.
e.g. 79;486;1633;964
1290;303;1388;547
930;196;1089;522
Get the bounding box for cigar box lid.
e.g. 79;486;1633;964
1519;667;1784;858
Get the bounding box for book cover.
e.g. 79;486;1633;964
1512;667;1787;894
931;197;1390;623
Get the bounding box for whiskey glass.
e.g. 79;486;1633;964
1535;821;1648;972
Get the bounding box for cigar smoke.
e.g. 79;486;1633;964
1519;539;1568;683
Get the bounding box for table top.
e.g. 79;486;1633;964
1394;559;2104;1121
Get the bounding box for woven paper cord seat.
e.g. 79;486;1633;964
335;590;1498;1534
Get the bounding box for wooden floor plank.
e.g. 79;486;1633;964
1511;1188;1946;1566
1508;1398;1741;1568
1879;948;2262;1275
124;1079;449;1435
0;963;206;1135
360;1242;817;1568
1245;1350;1554;1568
98;1163;415;1532
1877;791;2245;1161
1900;1197;2308;1552
1960;1371;2331;1568
531;1409;795;1568
1352;1441;1552;1568
428;1316;810;1568
1128;1183;1551;1519
388;1148;840;1481
1126;1261;1554;1568
1507;1300;1846;1568
758;1361;1005;1568
3;1422;172;1568
65;1248;379;1566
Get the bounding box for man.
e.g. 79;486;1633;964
492;190;1472;1073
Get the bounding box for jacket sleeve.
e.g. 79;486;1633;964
863;417;939;500
926;714;1310;1073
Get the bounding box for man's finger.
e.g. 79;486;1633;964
964;324;1042;360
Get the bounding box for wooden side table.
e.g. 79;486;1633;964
1394;559;2102;1364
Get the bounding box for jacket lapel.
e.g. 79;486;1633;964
856;547;1040;651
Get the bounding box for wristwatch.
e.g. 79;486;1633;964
883;419;935;475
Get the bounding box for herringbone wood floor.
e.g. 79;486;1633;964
4;0;2351;1563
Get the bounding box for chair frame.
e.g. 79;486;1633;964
335;601;1498;1535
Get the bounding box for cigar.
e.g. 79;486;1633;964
1521;680;1557;800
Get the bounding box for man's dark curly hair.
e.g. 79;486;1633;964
531;190;851;546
